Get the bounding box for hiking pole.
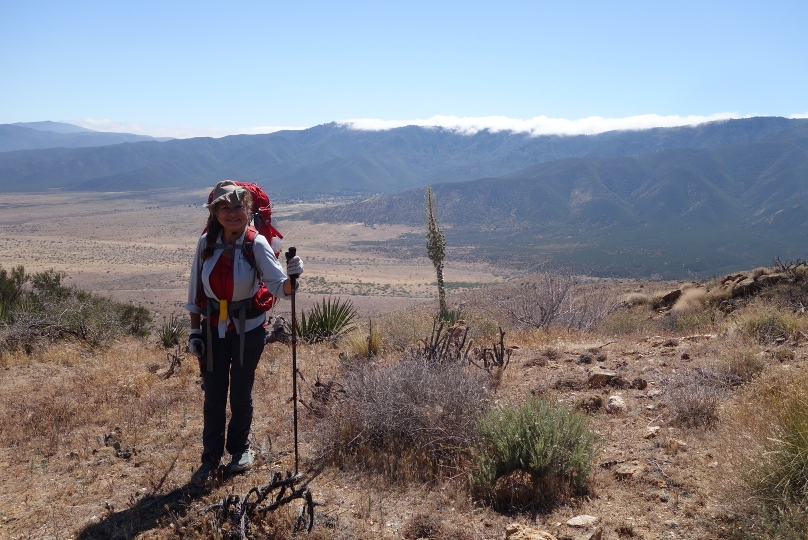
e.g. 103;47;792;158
285;247;301;474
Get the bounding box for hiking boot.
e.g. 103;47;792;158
190;462;215;486
229;448;255;473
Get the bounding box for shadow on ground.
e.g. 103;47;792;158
75;483;203;540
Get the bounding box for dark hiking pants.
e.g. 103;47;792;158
200;324;265;466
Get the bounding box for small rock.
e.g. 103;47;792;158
615;463;644;479
663;520;679;528
644;426;661;439
504;523;558;540
576;395;603;413
567;515;599;528
576;529;602;540
665;439;688;454
605;395;626;413
680;352;690;360
631;377;648;390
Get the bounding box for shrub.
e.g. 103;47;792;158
0;264;28;323
471;397;599;510
492;275;618;333
726;371;808;538
343;321;382;358
720;347;766;385
296;296;358;343
0;265;153;353
750;394;808;508
666;369;725;428
742;312;800;344
402;514;442;540
315;357;489;482
597;309;650;335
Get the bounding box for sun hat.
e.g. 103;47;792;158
204;180;248;210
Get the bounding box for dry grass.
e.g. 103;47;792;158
6;192;808;539
718;366;808;538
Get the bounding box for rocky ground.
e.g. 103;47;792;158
2;265;807;539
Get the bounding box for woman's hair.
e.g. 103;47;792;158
201;190;253;261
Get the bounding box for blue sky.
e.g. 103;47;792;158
2;0;806;137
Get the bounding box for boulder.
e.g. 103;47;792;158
615;463;644;479
656;289;682;309
504;523;558;540
756;273;787;287
567;515;599;527
588;366;617;388
732;278;758;297
606;395;627;413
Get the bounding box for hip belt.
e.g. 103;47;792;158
203;297;264;372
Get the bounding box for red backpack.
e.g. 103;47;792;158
199;181;284;312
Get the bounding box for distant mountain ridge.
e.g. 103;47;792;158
0;117;804;196
299;123;808;278
13;121;96;134
0;122;171;152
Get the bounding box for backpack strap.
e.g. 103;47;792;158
199;227;262;370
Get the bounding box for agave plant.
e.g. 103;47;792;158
158;313;189;348
296;297;358;343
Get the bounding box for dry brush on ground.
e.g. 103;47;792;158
3;264;808;539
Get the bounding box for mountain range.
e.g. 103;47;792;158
0;121;171;152
2;117;807;278
0;117;804;196
299;121;808;278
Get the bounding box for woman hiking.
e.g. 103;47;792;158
185;180;303;485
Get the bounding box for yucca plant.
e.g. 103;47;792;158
158;313;189;348
296;296;358;343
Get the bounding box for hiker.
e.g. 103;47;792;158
185;180;303;485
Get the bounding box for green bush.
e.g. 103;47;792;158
0;264;153;353
0;264;28;323
471;397;599;510
296;296;358;343
740;395;808;539
597;309;650;335
742;312;800;344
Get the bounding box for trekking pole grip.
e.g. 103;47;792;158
285;247;300;287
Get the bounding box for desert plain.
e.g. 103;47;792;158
0;190;502;320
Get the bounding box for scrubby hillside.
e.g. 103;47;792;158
2;262;808;539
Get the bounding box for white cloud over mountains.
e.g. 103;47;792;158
73;112;808;139
339;113;745;136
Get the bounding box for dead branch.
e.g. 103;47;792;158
200;469;320;538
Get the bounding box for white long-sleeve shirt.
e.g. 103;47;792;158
185;229;289;336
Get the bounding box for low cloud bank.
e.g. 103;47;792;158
73;119;303;139
339;113;746;136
